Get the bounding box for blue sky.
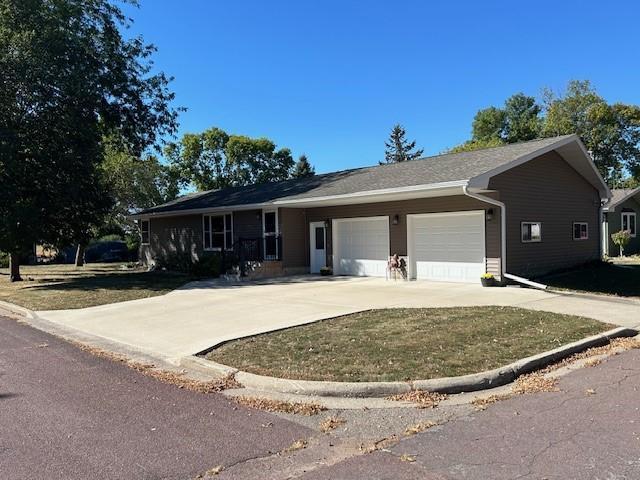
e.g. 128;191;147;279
122;0;640;173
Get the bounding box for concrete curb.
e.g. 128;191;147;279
193;326;638;398
0;299;36;319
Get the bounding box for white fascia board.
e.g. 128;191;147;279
128;202;274;220
273;180;469;207
467;135;611;200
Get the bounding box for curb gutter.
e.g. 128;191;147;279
195;326;638;398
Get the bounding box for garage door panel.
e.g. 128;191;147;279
334;217;389;277
409;212;485;283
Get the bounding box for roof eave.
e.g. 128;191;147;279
467;134;611;200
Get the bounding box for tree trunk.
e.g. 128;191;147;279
9;252;22;282
75;244;85;267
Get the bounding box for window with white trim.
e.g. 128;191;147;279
263;210;278;260
521;222;542;243
140;219;150;245
622;212;637;237
203;213;233;250
573;222;588;240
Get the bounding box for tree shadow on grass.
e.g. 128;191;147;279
540;262;640;297
21;271;192;294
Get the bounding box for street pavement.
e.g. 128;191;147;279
0;315;311;480
298;348;640;479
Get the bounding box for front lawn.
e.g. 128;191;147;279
539;260;640;298
0;263;192;311
206;307;610;382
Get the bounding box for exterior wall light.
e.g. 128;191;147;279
486;208;494;221
392;214;400;225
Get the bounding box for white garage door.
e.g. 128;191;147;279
408;211;485;283
333;216;389;276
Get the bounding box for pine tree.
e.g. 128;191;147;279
381;124;424;164
293;154;315;177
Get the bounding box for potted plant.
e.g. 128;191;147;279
480;273;496;287
320;266;333;276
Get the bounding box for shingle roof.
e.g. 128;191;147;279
138;135;575;215
605;188;640;209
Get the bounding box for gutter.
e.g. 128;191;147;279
463;185;547;290
462;185;507;280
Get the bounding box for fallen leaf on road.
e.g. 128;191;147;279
399;453;416;462
586;388;596;395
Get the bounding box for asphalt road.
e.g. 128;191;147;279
300;348;640;479
0;315;311;480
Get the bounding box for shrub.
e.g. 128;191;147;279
155;251;222;278
192;254;222;278
0;252;9;269
611;230;632;257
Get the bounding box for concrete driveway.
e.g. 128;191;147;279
36;276;640;362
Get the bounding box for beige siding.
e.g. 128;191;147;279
303;195;500;275
606;196;640;256
489;151;601;277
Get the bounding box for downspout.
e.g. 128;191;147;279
462;185;547;290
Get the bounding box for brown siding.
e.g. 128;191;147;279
606;196;640;256
303;195;500;274
279;208;308;268
146;214;203;264
489;151;601;277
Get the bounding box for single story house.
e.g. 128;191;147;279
602;187;640;256
132;134;611;283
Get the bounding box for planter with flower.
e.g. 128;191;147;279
480;273;496;287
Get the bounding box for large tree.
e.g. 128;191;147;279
381;124;424;164
0;0;179;280
542;80;640;185
470;93;541;145
452;80;640;185
166;127;296;191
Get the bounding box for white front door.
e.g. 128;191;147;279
310;222;326;273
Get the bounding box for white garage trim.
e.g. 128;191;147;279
332;216;390;277
407;210;486;283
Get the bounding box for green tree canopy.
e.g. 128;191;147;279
382;124;424;164
451;80;640;186
293;154;315;177
0;0;179;280
542;80;640;185
166;127;296;191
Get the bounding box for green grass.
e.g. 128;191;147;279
0;263;192;311
207;307;610;382
539;260;640;298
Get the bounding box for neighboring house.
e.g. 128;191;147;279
132;134;610;283
602;187;640;256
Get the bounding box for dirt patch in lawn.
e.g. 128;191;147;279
0;263;192;310
206;307;612;382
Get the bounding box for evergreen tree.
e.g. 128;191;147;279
293;154;315;177
382;124;424;164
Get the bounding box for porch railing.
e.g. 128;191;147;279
231;235;282;276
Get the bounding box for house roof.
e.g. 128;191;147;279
134;134;610;218
603;187;640;211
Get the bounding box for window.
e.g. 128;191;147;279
622;212;637;237
573;222;589;240
263;210;278;259
140;219;150;245
203;213;233;250
521;222;542;243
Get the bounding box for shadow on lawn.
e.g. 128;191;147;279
540;262;640;297
20;271;191;293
